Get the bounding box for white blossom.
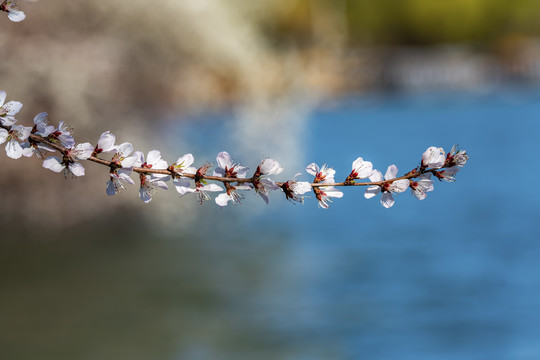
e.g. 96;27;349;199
215;183;253;206
93;131;116;155
253;158;283;203
106;169;135;196
280;173;312;203
0;90;23;126
171;153;197;195
133;150;170;203
364;165;409;208
434;167;460;182
306;163;343;209
447;145;468;167
50;121;75;149
0;124;31;159
0;0;25;22
409;173;434;200
42;156;86;177
213;151;249;178
258;158;283;176
421;146;445;169
347;157;373;182
42;142;93;177
32;113;55;137
212;151;252;206
111;142;138;168
176;180;223;204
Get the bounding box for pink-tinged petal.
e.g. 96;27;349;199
2;101;23;116
294;182;312;195
117;142;133;158
422;146;445;168
175;154;194;168
216;151;233;169
364;185;380;199
8;10;25;22
5;139;23;159
411;188;427;200
21;144;35;158
173;178;191;194
146;150;162;166
117;169;134;184
178;189;196;198
74;142;94;159
215;193;232;207
259;158;283;175
202;184;223;192
324;187;344;198
352;157;373;178
139;188;152;203
153;180;168;190
385;164;399;180
213;167;226;177
236;184;253;191
120;156;137;168
0;128;8;144
0;117;17;126
260;178;279;191
321;166;336;180
235;165;250;178
153;159;168;170
0;91;5;107
381;192;395;208
368;169;383;182
18;126;31;141
33;112;47;125
69;162;85;177
132;151;144;167
177;187;196;198
305;163;319;176
106;180;117;196
59;136;75;149
43;157;64;173
390;179;409;193
97;131;116;152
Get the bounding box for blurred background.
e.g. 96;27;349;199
1;0;540;359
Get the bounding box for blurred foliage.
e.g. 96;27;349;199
259;0;540;46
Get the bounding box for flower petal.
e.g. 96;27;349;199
0;129;8;144
384;164;399;180
97;131;116;152
69;162;85;177
381;192;395;208
2;101;23;116
305;163;319;176
216;151;232;170
364;185;380;199
215;193;232;207
175;153;194;168
5;139;23;159
369;169;383;182
43;157;64;173
390;179;409;193
146;150;162;166
259;158;283;175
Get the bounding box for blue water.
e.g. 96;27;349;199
209;90;540;360
3;90;540;360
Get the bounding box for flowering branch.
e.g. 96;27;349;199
0;9;469;209
0;91;469;209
